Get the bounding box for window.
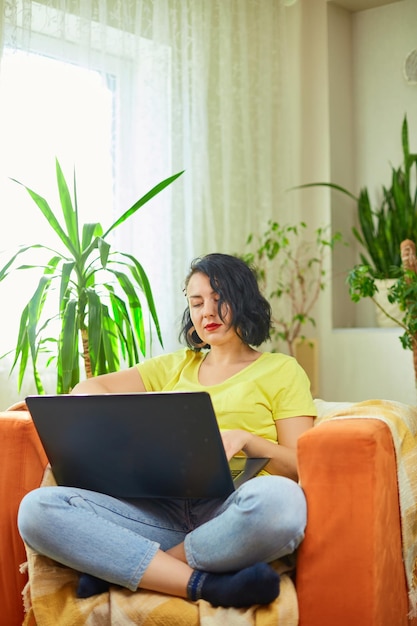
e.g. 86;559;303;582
0;47;115;351
0;9;173;365
0;47;115;245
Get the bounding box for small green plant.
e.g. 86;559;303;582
0;159;184;394
348;246;417;386
242;220;343;356
347;264;402;324
389;271;417;352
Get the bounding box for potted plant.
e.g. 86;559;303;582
0;159;184;394
296;115;417;278
294;115;417;327
348;239;417;387
241;219;343;356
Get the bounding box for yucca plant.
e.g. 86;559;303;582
0;159;183;394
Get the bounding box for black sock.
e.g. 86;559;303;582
77;562;280;605
76;573;110;598
187;562;280;608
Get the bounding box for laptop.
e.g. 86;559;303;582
25;391;269;499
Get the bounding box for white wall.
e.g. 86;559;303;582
288;0;417;404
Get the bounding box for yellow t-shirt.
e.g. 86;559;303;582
136;349;316;444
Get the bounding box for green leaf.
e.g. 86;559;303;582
0;244;48;281
58;299;79;393
11;275;51;394
103;170;184;237
118;253;163;347
86;289;102;374
16;335;30;392
100;309;120;373
108;291;140;365
59;261;75;310
97;237;111;268
111;269;146;355
27;276;52;360
402;115;410;175
82;222;102;250
11;180;77;257
289;181;358;202
55;158;80;252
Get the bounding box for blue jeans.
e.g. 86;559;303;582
18;475;307;592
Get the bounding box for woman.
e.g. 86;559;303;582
18;253;316;608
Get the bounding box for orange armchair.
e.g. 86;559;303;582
1;400;416;625
0;404;48;626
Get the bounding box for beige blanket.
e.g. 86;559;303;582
22;467;298;626
315;398;417;617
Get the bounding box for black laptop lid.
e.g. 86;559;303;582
26;391;240;499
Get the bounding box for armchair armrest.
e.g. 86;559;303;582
0;408;48;626
296;418;410;626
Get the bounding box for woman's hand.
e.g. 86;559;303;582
220;429;253;460
221;416;313;481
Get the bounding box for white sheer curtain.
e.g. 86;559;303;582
0;0;292;404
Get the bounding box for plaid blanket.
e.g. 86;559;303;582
22;551;297;626
314;398;417;617
21;467;298;626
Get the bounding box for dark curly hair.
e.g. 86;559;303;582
179;253;272;350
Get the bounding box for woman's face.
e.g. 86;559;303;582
186;272;235;346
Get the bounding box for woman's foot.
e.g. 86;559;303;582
77;561;280;608
77;573;110;598
187;562;280;607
